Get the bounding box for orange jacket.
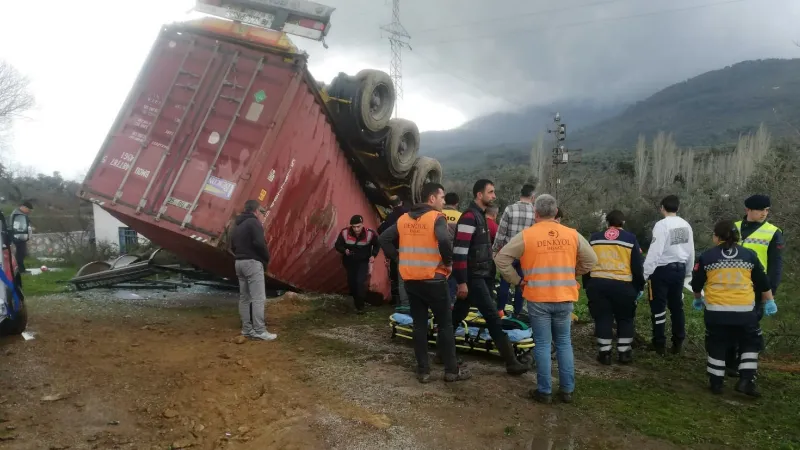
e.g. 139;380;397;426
520;221;580;302
397;210;452;280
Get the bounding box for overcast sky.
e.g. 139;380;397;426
0;0;797;179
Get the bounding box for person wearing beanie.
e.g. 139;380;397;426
725;194;784;377
334;214;380;314
12;200;33;273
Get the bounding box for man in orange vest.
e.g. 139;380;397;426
495;194;597;404
378;183;471;383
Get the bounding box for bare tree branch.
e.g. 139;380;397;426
0;60;34;126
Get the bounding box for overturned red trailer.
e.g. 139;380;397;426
78;17;415;299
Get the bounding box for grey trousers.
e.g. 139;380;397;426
235;259;266;335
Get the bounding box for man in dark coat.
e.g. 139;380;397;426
230;200;276;341
335;214;380;313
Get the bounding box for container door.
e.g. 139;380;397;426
83;32;224;214
146;40;299;236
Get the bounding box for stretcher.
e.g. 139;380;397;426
389;304;535;364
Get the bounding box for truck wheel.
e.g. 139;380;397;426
384;118;420;179
410;157;443;203
355;69;395;133
0;288;27;336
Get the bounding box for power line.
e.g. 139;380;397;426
413;0;754;48
411;0;632;35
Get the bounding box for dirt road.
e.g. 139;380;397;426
0;290;681;450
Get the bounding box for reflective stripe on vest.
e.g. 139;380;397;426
589;237;634;282
341;228;374;246
397;211;451;280
703;257;756;312
734;221;778;270
519;222;579;302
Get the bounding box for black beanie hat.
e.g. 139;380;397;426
350;215;363;225
744;195;770;210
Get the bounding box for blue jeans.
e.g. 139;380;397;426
529;302;575;395
447;276;458;308
497;260;524;314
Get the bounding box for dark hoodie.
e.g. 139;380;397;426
230;212;270;266
377;204;453;275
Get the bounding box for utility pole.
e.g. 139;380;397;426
380;0;411;118
546;113;581;200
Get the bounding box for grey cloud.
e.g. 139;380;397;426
296;0;797;118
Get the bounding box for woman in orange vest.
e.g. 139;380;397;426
378;183;471;383
495;194;597;404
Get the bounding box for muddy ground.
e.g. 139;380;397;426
1;289;687;450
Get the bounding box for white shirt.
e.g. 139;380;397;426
643;215;695;280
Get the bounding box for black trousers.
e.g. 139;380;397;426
725;294;765;371
345;261;369;311
587;280;637;354
452;278;509;348
14;241;26;273
648;263;686;348
406;279;459;375
389;260;400;306
706;321;762;385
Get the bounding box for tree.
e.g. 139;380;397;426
0;60;34;176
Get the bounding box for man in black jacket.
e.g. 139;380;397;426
452;180;528;376
230;200;276;341
12;201;33;273
379;196;410;309
335;215;380;313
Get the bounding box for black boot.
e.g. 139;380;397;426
618;350;633;365
709;383;723;395
444;368;472;382
498;338;528;376
648;343;666;356
597;351;612;366
670;341;683;355
735;378;761;398
726;367;740;378
529;388;552;404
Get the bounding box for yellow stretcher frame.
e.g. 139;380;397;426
389;306;535;362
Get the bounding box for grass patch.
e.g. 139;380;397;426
577;371;800;449
20;267;77;296
575;280;800;449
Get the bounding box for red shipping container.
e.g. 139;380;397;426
79;18;389;300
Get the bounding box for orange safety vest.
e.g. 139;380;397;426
520;221;579;302
397;210;451;280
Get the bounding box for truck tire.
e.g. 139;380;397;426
355;69;395;133
410;157;443;203
0;287;27;336
384;118;420;179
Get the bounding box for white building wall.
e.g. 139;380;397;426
92;204;149;249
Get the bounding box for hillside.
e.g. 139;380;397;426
419;101;625;157
423;58;800;163
571;58;800;151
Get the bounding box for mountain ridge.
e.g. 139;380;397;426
421;58;800;160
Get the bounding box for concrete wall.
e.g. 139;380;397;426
27;231;89;257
